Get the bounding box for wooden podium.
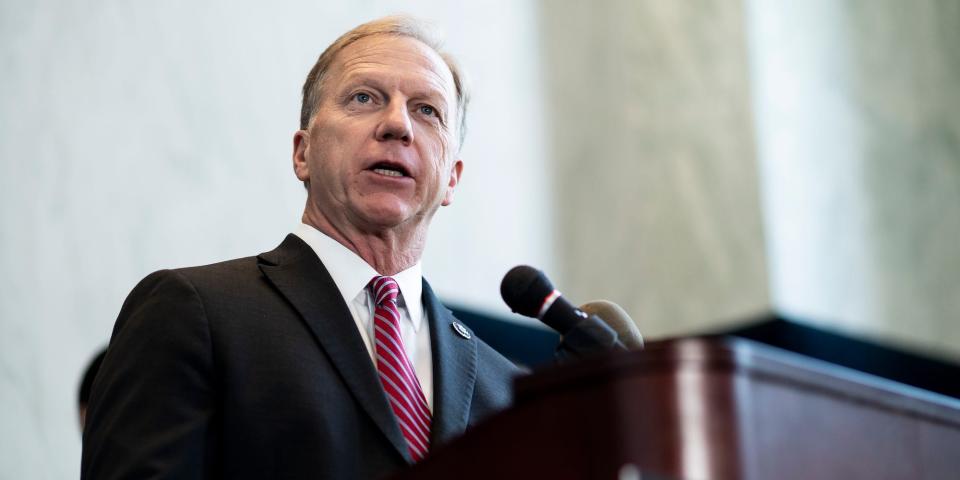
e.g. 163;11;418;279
393;336;960;479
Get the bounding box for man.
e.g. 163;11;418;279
82;16;519;480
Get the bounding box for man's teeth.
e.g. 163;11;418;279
373;168;405;177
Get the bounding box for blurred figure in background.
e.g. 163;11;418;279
77;348;106;431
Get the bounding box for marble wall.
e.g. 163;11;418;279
747;0;960;360
540;0;771;337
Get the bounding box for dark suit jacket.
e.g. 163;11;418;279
81;235;520;479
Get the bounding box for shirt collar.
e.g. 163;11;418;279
293;223;424;331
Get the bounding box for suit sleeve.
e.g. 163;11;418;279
82;270;216;480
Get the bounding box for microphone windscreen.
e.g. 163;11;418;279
579;300;644;350
500;265;555;318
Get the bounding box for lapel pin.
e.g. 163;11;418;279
451;321;471;339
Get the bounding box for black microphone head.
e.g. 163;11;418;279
500;265;555;318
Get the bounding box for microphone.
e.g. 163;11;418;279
501;265;625;357
579;300;644;350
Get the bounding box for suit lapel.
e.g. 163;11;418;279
423;280;478;448
257;235;410;461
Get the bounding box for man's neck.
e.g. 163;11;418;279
301;210;425;276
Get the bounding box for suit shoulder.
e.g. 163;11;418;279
129;255;260;290
144;255;266;298
121;255;268;324
174;255;261;282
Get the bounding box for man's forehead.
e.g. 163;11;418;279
329;34;456;97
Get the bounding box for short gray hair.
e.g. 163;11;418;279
299;15;470;150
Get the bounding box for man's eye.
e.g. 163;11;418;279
354;93;371;103
419;105;436;116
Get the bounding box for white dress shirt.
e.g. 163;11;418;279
293;223;433;411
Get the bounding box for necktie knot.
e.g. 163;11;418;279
369;276;400;306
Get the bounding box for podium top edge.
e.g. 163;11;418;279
514;335;960;426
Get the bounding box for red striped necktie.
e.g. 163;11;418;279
369;276;432;462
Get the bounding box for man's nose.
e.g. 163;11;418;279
375;101;413;145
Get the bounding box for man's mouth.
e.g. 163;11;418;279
369;162;410;178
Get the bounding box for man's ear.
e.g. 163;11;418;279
292;130;310;182
441;159;464;206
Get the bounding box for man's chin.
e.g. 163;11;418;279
355;203;418;231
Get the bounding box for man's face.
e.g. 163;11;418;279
293;34;463;235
